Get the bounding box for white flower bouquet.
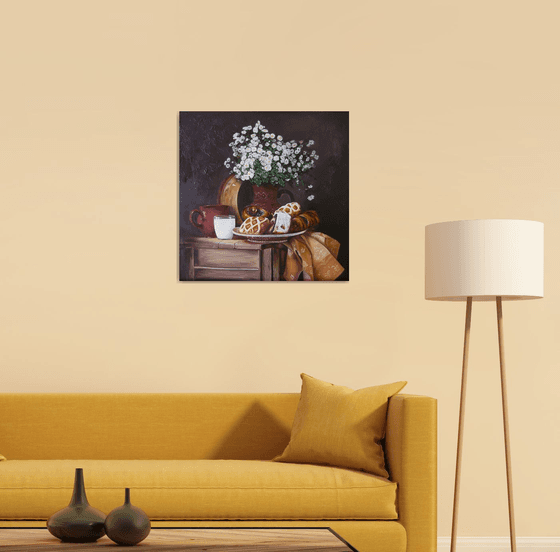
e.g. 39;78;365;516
224;121;319;188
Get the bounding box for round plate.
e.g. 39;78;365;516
232;228;307;244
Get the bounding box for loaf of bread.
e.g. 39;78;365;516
239;216;272;235
289;210;320;232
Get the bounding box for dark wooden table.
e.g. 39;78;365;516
0;528;356;551
180;237;286;281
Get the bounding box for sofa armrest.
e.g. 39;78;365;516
385;394;437;552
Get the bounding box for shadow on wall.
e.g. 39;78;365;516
208;401;292;460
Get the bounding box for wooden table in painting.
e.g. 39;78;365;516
181;237;286;281
0;528;356;551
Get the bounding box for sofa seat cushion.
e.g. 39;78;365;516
0;459;398;520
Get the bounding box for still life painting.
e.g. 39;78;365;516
179;112;349;281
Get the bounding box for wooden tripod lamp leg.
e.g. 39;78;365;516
450;296;472;552
496;296;517;552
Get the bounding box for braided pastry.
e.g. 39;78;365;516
275;202;301;218
289;210;320;232
238;216;272;235
242;205;271;220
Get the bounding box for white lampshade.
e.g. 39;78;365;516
425;219;544;301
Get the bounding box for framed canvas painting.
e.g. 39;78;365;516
179;111;349;281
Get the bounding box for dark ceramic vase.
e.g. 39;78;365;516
105;488;151;546
251;183;281;214
47;468;106;543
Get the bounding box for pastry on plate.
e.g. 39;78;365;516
275;202;301;218
238;216;272;235
268;211;291;234
242;205;271;220
289;210;320;232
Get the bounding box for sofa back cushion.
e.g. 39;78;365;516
0;393;299;460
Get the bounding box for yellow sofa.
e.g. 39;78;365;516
0;393;436;552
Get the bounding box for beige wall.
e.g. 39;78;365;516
1;0;559;538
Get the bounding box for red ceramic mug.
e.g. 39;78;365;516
189;205;231;237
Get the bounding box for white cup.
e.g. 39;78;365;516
214;215;236;239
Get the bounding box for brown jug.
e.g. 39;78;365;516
189;205;231;237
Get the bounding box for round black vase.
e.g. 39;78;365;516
47;468;106;543
105;488;151;546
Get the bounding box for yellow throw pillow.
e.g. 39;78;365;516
0;454;6;461
274;373;406;478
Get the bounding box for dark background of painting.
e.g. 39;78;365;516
179;111;349;280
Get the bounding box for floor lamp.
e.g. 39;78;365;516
425;219;544;552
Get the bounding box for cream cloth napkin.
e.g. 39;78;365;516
284;232;344;281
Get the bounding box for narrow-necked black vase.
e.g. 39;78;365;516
47;468;106;543
105;488;151;546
